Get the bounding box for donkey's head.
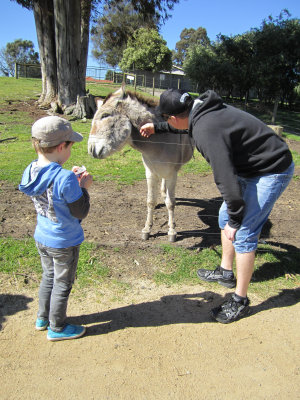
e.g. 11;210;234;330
88;85;133;159
88;84;157;159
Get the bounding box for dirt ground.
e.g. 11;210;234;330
0;100;300;399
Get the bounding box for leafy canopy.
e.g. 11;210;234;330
119;27;172;72
0;39;39;77
173;27;210;66
91;1;158;67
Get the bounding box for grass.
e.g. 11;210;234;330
0;77;211;186
0;237;299;300
153;243;300;297
0;77;299;300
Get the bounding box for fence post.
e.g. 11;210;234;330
178;79;180;89
152;77;155;96
134;74;137;91
15;63;18;79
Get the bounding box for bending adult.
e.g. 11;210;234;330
140;89;294;324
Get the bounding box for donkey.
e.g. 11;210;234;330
88;85;194;242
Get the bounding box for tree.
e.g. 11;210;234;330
12;0;179;118
91;1;158;67
184;45;221;92
216;31;256;102
173;27;210;66
119;28;172;72
0;39;39;77
253;11;300;114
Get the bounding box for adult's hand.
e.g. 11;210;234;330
140;123;155;138
224;223;237;241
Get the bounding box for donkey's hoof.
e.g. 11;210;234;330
168;234;177;242
142;232;150;241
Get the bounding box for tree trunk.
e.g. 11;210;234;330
32;0;94;117
53;0;91;109
33;0;57;107
271;98;279;124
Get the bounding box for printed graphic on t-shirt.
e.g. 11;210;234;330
32;184;58;222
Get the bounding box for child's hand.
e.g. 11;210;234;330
79;171;93;190
72;166;80;174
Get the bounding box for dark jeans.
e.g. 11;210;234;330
36;242;80;332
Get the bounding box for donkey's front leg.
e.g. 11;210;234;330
165;175;177;242
142;168;159;240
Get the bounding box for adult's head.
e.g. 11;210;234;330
158;89;193;118
157;89;193;130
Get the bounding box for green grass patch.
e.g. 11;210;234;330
290;150;300;166
0;77;41;106
0;238;112;288
153;243;300;298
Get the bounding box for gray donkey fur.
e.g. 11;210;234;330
88;84;194;241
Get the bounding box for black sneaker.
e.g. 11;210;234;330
211;294;250;324
197;266;236;288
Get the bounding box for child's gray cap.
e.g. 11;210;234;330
32;116;83;147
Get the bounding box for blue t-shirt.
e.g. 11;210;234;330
19;161;84;248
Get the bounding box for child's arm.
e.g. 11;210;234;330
68;169;93;219
67;189;90;219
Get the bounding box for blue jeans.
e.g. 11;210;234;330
218;162;294;253
36;242;80;332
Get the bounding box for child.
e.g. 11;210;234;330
19;116;93;341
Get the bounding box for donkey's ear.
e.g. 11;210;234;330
97;99;103;109
115;83;126;99
121;81;126;95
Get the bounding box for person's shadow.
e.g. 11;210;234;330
70;196;299;336
0;293;33;331
68;287;299;337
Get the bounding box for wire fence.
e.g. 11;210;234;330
6;64;300;253
15;63;197;95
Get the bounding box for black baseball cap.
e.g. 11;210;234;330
157;89;193;116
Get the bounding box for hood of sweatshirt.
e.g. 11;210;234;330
188;90;224;133
19;162;62;197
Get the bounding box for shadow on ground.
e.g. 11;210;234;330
68;288;300;336
0;294;33;330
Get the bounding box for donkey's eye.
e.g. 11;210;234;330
101;113;111;119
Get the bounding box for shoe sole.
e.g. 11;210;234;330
211;306;251;324
35;322;49;331
36;325;49;331
47;326;86;341
217;279;236;289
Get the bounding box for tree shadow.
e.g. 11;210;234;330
0;293;33;331
252;241;300;282
68;287;299;336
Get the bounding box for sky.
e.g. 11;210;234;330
0;0;299;68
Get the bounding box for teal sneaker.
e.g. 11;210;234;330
47;324;86;341
35;318;49;331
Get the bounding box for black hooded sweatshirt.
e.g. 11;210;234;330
154;90;293;229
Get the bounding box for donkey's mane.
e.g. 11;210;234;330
103;89;158;109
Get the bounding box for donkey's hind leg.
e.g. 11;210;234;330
161;178;166;200
165;174;177;242
142;167;159;240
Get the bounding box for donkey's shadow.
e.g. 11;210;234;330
158;196;275;248
153;196;222;247
68;288;299;337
